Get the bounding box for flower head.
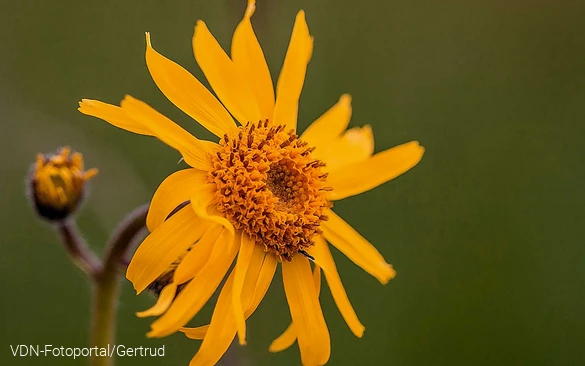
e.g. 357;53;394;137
211;120;331;261
28;147;98;221
79;1;424;365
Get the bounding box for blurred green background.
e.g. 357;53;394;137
1;0;585;365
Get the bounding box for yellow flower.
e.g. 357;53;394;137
29;147;98;221
78;1;424;364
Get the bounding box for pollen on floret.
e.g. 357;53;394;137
209;120;332;260
28;147;98;221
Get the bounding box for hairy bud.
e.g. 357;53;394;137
28;146;98;221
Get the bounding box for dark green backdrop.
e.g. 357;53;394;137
1;0;584;365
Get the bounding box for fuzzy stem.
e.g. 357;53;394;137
90;271;119;366
103;204;149;273
57;220;101;277
89;204;149;366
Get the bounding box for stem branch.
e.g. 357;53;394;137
89;204;148;366
57;220;101;277
103;204;149;274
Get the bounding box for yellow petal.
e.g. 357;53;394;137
83;168;99;180
272;10;313;132
246;249;277;314
269;323;297;353
282;255;330;366
80;97;218;170
146;169;207;232
136;283;177;318
234;236;273;315
78;99;152;135
173;225;222;284
193;20;262;124
126;207;209;294
237;239;272;313
232;232;255;345
190;183;235;239
181;244;275;340
145;33;237;137
321;209;396;284
327;141;425;200
181;248;272;366
313;264;322;294
231;0;274;120
269;264;321;353
308;236;365;337
317;125;374;172
300;94;352;148
148;228;237;338
120;95;216;170
180;326;207;340
186;271;237;366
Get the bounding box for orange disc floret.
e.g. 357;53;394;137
209;120;331;260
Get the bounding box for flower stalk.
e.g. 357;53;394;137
90;271;119;366
27;148;151;366
90;204;149;366
56;220;100;277
57;206;148;366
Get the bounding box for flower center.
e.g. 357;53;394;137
209;120;331;261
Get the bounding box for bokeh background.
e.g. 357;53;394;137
1;0;585;365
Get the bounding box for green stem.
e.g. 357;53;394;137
91;271;119;366
89;204;149;366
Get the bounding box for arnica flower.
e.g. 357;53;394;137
79;1;424;365
29;147;98;221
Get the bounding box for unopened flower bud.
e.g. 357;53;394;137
28;147;98;221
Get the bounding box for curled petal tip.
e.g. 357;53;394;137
120;94;137;106
412;140;423;149
78;99;91;108
340;93;352;104
412;142;426;159
245;0;256;18
126;272;143;294
383;263;397;284
195;19;206;30
84;168;99;180
374;263;397;285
